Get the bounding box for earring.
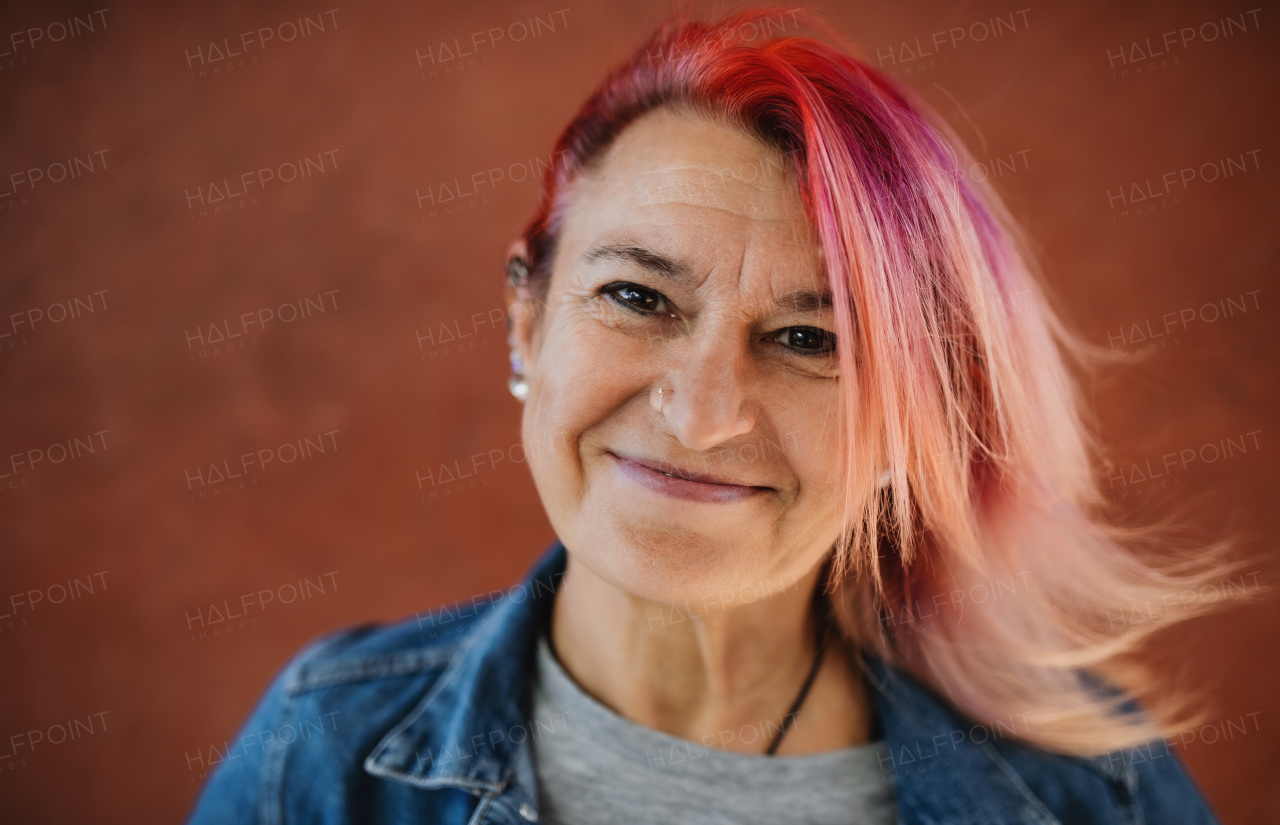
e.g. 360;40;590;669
508;349;528;401
877;468;891;488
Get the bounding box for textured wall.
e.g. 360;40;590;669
0;0;1276;821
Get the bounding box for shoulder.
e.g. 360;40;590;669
243;592;505;736
992;732;1220;824
286;597;495;693
865;655;1219;824
184;600;501;824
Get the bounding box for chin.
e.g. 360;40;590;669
576;515;771;607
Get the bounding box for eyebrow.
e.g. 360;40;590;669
583;241;832;313
582;242;693;283
774;289;833;313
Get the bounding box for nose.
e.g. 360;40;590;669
658;335;757;451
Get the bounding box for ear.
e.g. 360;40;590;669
504;240;540;371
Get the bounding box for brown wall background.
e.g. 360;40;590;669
0;0;1276;821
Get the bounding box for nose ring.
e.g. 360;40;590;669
654;386;674;413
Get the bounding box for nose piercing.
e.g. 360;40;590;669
653;386;674;413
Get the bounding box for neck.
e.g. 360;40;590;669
549;552;873;755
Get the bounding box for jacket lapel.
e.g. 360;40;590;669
363;544;566;809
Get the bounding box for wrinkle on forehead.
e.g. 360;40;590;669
623;167;795;223
551;107;827;301
573;108;817;248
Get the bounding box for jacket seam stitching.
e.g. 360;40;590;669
364;759;504;794
978;740;1063;825
259;670;299;825
289;651;457;693
259;632;350;824
465;790;500;825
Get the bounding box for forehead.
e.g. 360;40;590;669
562;107;821;270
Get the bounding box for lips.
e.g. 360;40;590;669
607;452;769;503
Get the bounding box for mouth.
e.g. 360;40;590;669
606;452;771;503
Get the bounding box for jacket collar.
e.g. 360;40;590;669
365;542;1065;824
362;542;563;804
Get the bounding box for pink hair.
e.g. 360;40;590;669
509;8;1247;755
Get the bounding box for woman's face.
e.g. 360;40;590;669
511;107;846;607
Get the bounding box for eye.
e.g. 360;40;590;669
602;281;671;316
772;326;836;355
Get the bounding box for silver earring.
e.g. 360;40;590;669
877;468;891;488
508;349;528;401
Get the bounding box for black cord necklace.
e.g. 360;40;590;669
764;608;829;756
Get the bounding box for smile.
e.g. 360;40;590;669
606;452;770;503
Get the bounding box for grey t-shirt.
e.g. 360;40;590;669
529;632;898;825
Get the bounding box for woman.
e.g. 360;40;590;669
187;9;1239;824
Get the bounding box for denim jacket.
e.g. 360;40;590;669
185;542;1219;825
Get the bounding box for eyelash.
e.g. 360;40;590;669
599;281;837;356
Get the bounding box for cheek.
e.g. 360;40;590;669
797;429;842;494
774;386;841;473
768;390;844;519
520;317;638;501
